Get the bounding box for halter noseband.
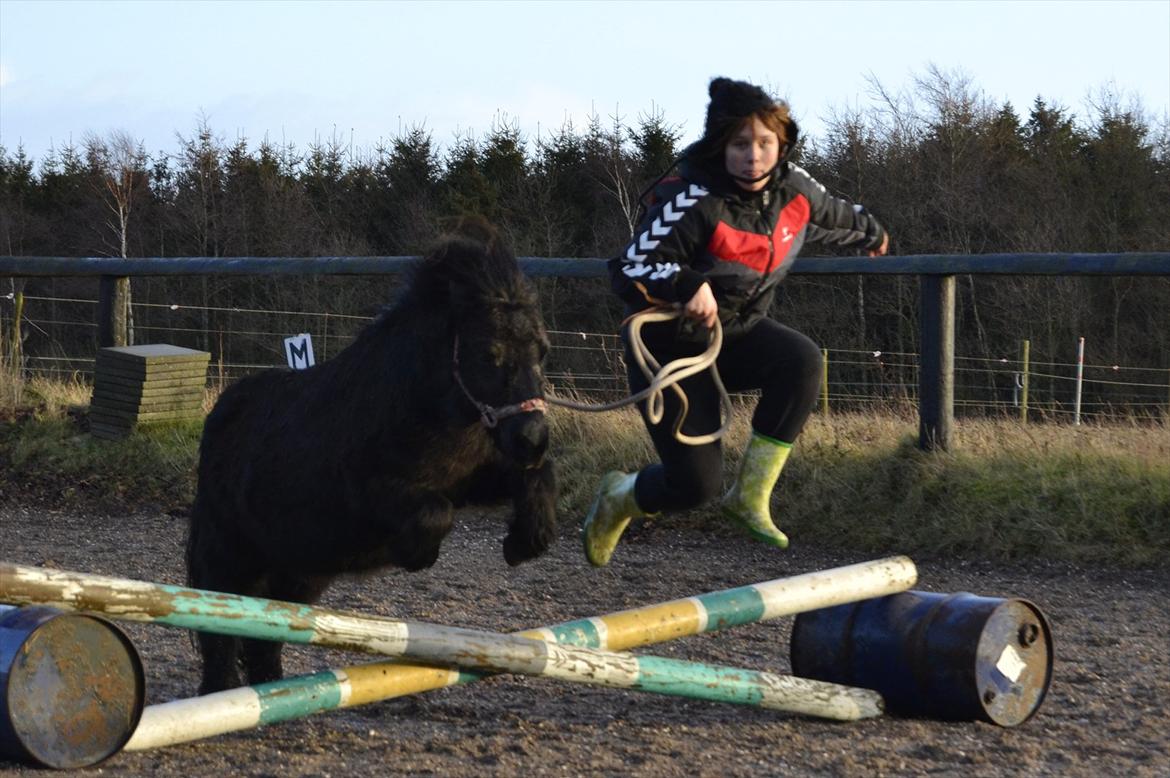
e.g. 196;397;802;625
452;335;547;429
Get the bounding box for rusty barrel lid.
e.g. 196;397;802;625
0;605;145;769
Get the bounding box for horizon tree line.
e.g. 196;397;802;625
2;68;1168;414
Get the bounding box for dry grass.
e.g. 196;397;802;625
9;372;92;413
550;403;1170;567
0;351;23;411
0;370;206;511
2;372;1167;566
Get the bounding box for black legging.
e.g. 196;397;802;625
625;317;822;514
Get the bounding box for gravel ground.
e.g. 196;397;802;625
1;505;1167;777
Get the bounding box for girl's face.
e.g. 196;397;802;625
724;117;780;191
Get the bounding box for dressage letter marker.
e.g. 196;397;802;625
283;333;315;370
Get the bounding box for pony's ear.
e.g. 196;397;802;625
411;236;480;316
417;216;518;315
446;215;498;249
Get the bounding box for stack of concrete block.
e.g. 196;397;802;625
89;345;210;440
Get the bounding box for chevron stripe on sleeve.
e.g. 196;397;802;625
621;184;709;280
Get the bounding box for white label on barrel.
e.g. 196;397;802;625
996;644;1027;682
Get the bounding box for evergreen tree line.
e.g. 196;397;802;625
2;70;1168;415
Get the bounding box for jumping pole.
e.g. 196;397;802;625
0;561;888;724
0;557;917;748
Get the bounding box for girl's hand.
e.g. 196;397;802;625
868;233;890;257
684;283;719;329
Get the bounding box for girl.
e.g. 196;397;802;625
584;77;890;566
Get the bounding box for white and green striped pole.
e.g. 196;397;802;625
0;557;917;748
124;659;873;751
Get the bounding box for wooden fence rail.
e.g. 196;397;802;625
4;252;1169;451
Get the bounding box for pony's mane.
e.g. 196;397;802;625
406;217;533;309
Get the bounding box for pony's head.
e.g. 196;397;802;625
421;218;551;468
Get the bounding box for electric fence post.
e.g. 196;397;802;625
1020;339;1030;424
821;348;829;415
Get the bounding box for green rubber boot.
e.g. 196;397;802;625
582;471;648;567
721;432;793;548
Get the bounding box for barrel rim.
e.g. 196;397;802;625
978;597;1054;727
0;606;146;769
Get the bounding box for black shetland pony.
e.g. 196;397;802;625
187;219;556;693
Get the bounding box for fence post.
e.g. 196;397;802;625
97;275;130;347
918;275;955;451
1074;336;1085;426
1020;339;1030;424
821;348;829;415
217;331;225;391
12;291;23;361
7;291;24;375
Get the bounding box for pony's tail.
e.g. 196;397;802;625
183;495;206;653
184;499;201;588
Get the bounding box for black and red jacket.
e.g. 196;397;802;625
609;156;886;341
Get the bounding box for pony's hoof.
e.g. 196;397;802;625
503;528;551;566
398;543;443;572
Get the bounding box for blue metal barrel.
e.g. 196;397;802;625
790;590;1052;726
0;605;145;768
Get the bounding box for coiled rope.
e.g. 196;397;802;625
544;307;732;445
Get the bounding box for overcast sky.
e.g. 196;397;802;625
1;0;1168;164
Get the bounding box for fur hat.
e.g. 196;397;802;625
703;77;776;140
686;77;799;163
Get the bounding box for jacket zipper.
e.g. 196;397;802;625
738;190;777;320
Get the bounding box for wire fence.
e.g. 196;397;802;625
4;290;1169;423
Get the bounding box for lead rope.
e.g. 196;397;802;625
544;306;732;446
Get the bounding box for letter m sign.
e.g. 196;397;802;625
284;333;316;370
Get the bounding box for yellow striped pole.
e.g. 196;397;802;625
128;556;914;749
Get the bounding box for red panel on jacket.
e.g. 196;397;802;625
773;194;810;265
708;221;770;271
707;194;811;272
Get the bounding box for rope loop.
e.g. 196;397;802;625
545;306;732;446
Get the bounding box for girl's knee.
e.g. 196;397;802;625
779;335;822;398
792;333;823;376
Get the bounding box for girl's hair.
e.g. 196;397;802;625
699;102;795;163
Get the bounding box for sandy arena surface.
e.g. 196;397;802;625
1;505;1167;777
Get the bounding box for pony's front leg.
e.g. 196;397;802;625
379;492;455;572
502;459;557;566
241;572;333;686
